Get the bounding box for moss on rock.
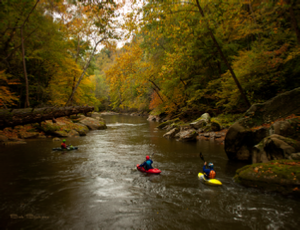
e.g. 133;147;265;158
234;160;300;195
156;118;180;129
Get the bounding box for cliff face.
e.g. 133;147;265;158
224;87;300;162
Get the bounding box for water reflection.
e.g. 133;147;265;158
0;115;299;230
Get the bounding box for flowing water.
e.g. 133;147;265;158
0;115;299;230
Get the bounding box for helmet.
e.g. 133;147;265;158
208;163;214;169
146;156;150;160
63;139;66;142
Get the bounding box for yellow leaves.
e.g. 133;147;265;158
0;70;19;107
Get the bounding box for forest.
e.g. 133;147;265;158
1;0;300;120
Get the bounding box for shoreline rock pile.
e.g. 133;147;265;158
0;112;107;145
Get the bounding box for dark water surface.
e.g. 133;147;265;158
0;115;299;230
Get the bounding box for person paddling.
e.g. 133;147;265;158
139;155;154;170
203;162;216;179
61;139;67;149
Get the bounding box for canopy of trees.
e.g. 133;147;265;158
0;0;121;110
105;0;300;118
1;0;300;118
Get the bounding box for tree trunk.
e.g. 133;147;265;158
19;0;40;108
286;0;300;45
71;35;81;105
0;106;94;129
195;0;251;108
21;27;30;108
65;38;106;106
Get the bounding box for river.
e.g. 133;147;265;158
0;115;299;230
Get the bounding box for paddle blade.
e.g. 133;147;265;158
199;152;205;161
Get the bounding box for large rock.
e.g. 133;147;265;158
225;87;300;162
147;115;165;122
79;117;107;130
252;134;300;163
291;153;300;160
73;123;89;136
211;122;221;131
190;119;206;129
200;113;211;123
156;118;180;129
163;128;180;139
40;121;61;133
178;129;197;142
224;122;256;161
234;160;300;195
18;132;39;139
0;135;8;142
269;118;300;140
52;130;68;137
67;130;80;137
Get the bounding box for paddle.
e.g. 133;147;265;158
150;152;155;159
199;152;205;162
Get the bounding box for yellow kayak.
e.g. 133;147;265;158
198;172;222;186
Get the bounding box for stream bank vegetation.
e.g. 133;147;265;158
1;0;300;195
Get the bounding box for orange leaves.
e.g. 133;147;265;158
0;70;19;108
149;91;163;110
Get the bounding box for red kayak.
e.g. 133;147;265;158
136;164;161;174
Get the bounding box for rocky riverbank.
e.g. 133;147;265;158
149;87;300;196
149;113;230;144
0;112;107;145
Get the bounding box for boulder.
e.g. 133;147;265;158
252;134;300;163
166;124;179;131
225;87;300;162
18;132;39;139
79;117;107;130
269;118;300;140
53;137;60;141
68;130;80;137
156;118;180;130
200;113;211;123
224;122;255;161
40;121;61;133
0;135;8;142
52;131;68;137
178;129;198;142
190;119;206;129
234;160;300;195
73;123;89;136
291;153;300;160
163;128;180;139
211;122;221;131
147;115;165;122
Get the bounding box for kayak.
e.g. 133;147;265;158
52;146;78;151
136;164;161;174
198;172;222;186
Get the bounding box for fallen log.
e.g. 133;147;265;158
0;106;94;129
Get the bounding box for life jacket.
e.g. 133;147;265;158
61;142;67;149
208;170;216;179
145;160;153;170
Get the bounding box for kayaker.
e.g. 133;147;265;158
203;162;216;179
61;139;67;149
139;155;153;170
